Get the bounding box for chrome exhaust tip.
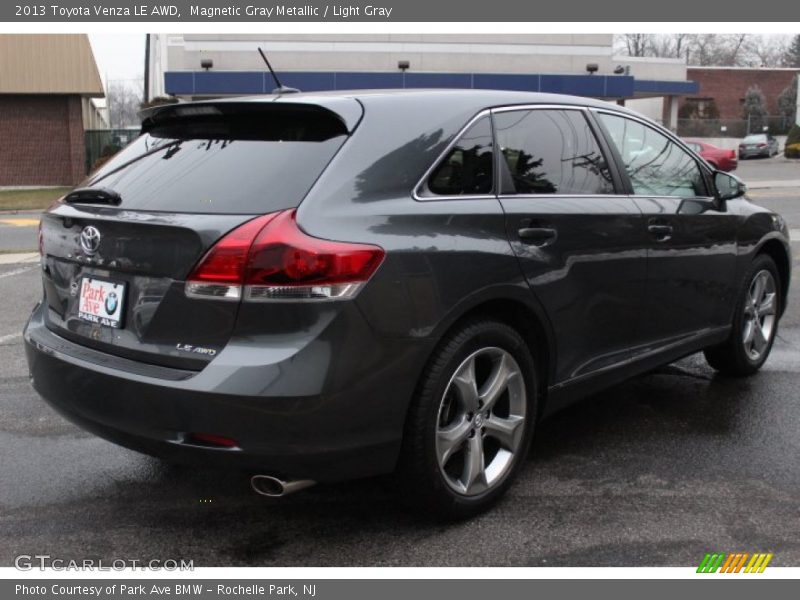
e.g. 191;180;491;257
251;475;315;498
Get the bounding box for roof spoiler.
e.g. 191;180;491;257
139;99;364;133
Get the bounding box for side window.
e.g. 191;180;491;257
597;113;708;198
494;109;615;196
425;116;493;196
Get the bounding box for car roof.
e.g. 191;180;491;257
224;88;630;112
142;88;647;132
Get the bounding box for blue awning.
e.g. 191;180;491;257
164;70;698;99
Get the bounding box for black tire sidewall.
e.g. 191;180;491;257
405;319;537;517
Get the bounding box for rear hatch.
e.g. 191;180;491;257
40;100;358;370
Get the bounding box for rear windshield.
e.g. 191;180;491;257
744;135;767;142
82;104;349;214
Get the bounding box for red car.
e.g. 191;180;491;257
684;139;738;172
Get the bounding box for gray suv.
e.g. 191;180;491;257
25;90;791;517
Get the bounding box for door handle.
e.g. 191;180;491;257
647;224;673;241
518;227;557;246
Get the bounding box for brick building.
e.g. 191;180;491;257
0;35;105;186
680;66;799;119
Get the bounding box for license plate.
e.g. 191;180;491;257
77;277;126;328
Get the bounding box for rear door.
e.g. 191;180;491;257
39;102;356;370
593;110;739;345
494;106;649;383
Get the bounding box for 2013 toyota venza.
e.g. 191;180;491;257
25;90;791;517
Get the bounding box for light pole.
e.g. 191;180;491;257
796;75;800;127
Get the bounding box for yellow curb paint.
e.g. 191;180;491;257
0;218;40;227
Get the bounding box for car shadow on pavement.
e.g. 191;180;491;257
4;353;798;567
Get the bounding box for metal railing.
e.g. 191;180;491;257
677;116;795;138
85;129;140;174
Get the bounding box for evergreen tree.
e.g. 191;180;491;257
777;75;798;125
783;35;800;67
742;85;768;134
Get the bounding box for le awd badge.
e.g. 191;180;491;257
176;343;218;357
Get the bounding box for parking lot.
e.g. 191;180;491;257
1;156;799;567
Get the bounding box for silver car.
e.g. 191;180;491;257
739;133;780;159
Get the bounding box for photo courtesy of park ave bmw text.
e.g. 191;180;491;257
1;0;800;594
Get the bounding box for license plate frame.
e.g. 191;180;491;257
77;276;126;329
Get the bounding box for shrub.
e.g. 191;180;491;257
785;143;800;159
787;124;800;147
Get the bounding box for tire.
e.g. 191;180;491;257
704;254;781;376
397;318;537;519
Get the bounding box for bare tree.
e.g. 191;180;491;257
615;34;790;67
620;34;651;57
745;35;789;67
106;80;144;129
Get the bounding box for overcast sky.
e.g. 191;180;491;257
89;34;146;88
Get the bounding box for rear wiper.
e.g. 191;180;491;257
64;187;122;206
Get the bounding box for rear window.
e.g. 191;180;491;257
82;104;349;214
744;135;767;143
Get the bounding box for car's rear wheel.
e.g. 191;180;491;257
704;254;780;376
397;318;537;518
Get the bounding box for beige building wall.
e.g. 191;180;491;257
151;34;633;99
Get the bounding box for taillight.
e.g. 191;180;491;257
758;143;767;148
186;209;385;302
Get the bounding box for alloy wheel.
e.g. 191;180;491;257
742;269;777;361
435;347;526;496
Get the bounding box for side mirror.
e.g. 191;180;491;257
714;171;747;202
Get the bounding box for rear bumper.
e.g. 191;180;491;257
24;302;425;482
739;148;770;158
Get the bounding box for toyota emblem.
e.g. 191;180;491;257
80;226;101;256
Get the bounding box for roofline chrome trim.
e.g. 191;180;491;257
491;104;589;114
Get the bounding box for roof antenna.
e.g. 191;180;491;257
258;47;300;95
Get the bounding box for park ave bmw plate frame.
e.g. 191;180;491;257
77;276;126;329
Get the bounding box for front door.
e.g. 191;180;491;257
594;111;740;346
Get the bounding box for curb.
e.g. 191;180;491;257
0;209;44;216
0;253;39;265
745;180;800;190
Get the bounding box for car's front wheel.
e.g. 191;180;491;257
704;254;781;376
397;318;537;518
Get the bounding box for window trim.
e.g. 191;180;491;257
413;102;629;202
412;109;496;202
590;108;716;200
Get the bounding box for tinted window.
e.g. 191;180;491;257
425;116;493;196
598;113;708;198
494;109;614;196
82;105;349;214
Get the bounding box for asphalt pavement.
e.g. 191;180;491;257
1;157;799;567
